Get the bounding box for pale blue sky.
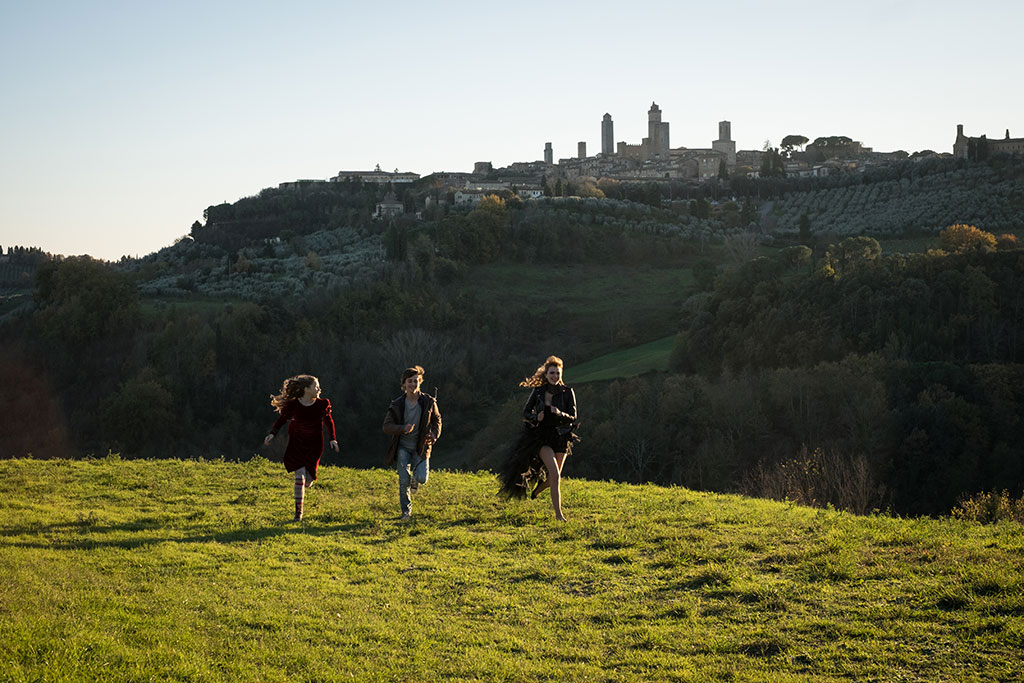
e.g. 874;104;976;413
2;0;1021;261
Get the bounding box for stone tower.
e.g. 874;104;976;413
718;120;732;142
578;141;587;159
953;124;969;159
712;120;737;170
647;102;669;159
544;142;553;165
602;113;614;156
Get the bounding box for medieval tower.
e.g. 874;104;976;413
712;120;737;170
601;113;614;156
647;102;670;160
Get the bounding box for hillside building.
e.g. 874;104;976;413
332;167;419;184
373;192;404;219
954;124;1024;159
712;121;737;169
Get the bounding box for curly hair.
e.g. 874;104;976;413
519;355;564;388
270;374;318;413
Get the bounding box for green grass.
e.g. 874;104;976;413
2;457;1023;682
567;336;676;384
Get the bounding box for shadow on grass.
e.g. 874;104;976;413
0;518;380;551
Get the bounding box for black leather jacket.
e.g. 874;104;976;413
523;384;578;435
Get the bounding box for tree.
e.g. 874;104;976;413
799;213;811;245
693;259;717;291
781;135;809;157
384;223;408;261
573;180;605;198
760;148;786;178
837;236;882;272
689;198;711;219
718;158;729;180
34;257;139;346
806;136;857;161
940;224;996;254
740;198;758;227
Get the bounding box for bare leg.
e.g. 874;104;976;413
538;447;567;521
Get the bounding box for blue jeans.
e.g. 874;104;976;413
397;447;429;515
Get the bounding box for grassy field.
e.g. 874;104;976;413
2;457;1022;682
567;336;676;384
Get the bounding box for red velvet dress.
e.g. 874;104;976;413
269;398;336;481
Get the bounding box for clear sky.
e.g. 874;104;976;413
2;0;1021;261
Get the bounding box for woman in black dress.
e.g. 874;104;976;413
498;355;579;521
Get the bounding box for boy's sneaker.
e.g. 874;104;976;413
400;512;412;521
410;480;419;495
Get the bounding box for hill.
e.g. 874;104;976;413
2;156;1023;517
2;457;1022;682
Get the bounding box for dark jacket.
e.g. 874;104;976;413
382;393;442;466
523;384;578;435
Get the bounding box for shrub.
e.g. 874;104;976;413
996;233;1019;250
951;490;1024;524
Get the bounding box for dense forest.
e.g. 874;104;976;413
551;233;1024;516
2;155;1023;516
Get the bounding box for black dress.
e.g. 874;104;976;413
498;384;579;499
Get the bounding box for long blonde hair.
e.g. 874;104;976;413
270;374;318;413
519;355;564;388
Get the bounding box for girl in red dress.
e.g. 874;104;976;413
264;374;339;521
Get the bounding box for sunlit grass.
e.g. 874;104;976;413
567;336;675;384
2;457;1022;682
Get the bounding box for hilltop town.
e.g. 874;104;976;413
278;102;1023;217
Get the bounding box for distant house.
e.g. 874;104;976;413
333;168;420;184
464;180;510;192
515;186;544;199
421;171;474;189
278;179;328;190
454;189;487;207
374;193;404;219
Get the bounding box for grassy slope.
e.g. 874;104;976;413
467;263;692;359
567;336;675;385
2;458;1022;682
